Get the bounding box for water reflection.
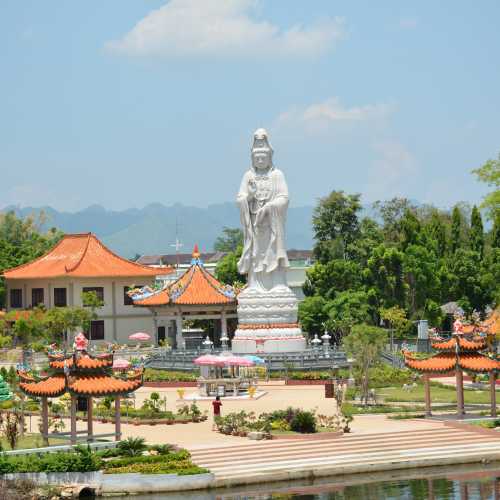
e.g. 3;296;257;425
111;463;500;500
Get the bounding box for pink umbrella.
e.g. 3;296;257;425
219;355;254;367
128;332;151;341
194;354;226;366
113;358;131;371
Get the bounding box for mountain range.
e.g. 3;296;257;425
2;203;315;258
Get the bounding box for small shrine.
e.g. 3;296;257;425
132;245;238;348
17;333;143;445
403;319;500;419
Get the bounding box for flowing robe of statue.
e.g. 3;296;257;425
237;167;290;291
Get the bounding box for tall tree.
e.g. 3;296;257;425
470;205;484;258
372;198;415;244
425;211;448;257
472;152;500;218
492;211;500;249
213;227;243;252
312;191;362;262
451;206;463;253
400;209;421;251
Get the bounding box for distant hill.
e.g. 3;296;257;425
2;203;315;258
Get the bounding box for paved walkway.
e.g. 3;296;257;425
189;422;500;486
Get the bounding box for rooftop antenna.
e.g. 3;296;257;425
170;218;184;268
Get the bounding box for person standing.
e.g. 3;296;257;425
212;395;222;430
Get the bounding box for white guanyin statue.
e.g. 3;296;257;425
232;128;306;353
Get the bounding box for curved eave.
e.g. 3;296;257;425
19;375;66;398
67;374;143;396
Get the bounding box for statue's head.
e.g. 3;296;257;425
251;128;273;171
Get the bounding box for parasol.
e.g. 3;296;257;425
128;332;151;341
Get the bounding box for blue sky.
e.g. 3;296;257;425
1;0;499;212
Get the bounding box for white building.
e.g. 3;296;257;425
2;233;172;344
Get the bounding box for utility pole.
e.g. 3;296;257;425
170;218;184;269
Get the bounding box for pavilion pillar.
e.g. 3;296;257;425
424;373;432;417
87;397;93;442
456;367;465;419
175;314;184;350
70;395;77;445
490;371;497;418
114;396;121;441
221;310;228;337
41;397;49;446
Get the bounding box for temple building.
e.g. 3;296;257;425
132;245;237;348
2;233;172;343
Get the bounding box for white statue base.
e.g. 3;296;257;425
232;286;306;354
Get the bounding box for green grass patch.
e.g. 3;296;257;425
378;384;493;404
0;433;67;451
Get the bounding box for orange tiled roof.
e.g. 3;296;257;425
49;353;113;370
134;246;236;307
2;233;172;279
431;336;487;351
404;351;500;373
68;374;143;396
459;354;500;372
18;370;143;397
19;374;66;397
404;352;457;372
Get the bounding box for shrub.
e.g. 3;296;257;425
290;411;317;434
143;369;198;382
117;437;147;457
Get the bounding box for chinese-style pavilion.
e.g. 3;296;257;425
17;333;143;445
132;245;237;348
403;321;500;418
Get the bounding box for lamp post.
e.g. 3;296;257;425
311;334;321;351
322;331;331;358
202;336;213;352
220;334;230;352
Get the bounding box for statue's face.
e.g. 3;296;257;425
252;147;272;171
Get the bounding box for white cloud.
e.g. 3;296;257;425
365;141;418;200
275;97;393;134
105;0;344;58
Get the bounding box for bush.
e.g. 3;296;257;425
117;437;147;457
290;410;317;434
143;369;198;382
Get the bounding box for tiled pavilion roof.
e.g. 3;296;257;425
431;336;487;351
403;351;500;373
18;348;143;398
133;245;236;307
48;353;114;370
404;332;500;373
3;233;171;279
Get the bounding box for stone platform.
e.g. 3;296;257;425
232;286;306;353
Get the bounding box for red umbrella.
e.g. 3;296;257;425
113;358;131;371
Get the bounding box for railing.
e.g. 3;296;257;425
145;348;350;372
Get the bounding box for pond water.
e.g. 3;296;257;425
111;463;500;499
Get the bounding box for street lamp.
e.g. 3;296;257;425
220;334;230;351
202;336;213;352
311;334;321;351
322;331;331;358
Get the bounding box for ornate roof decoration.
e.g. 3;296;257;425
3;233;172;279
132;245;237;307
18;336;143;398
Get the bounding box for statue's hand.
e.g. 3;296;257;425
248;179;257;199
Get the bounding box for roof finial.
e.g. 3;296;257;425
192;244;200;259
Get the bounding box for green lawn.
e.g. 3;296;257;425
0;433;68;451
378;384;494;405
